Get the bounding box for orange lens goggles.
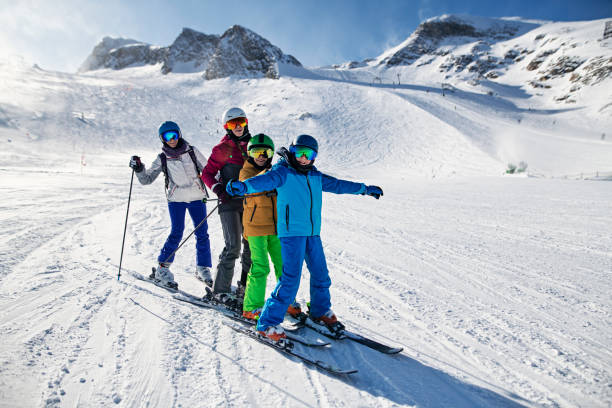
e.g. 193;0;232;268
224;117;248;130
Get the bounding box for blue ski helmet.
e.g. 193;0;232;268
158;121;182;143
291;134;318;152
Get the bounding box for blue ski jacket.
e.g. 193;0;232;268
242;152;366;238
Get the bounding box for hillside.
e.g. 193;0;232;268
0;15;611;408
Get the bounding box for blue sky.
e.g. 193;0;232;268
1;0;610;72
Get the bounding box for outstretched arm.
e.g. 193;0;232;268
321;173;365;195
321;173;383;199
227;166;287;196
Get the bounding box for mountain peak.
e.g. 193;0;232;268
378;14;535;67
78;37;151;72
79;26;301;79
204;24;301;79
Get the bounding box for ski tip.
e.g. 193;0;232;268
129;271;146;280
314;360;358;375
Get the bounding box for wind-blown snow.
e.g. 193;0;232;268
0;16;611;407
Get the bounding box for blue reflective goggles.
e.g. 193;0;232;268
290;145;317;160
162;130;179;142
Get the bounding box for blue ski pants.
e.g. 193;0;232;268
256;235;331;331
158;200;212;267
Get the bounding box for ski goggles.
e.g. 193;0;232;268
161;130;180;142
248;146;273;158
290;145;317;160
224;117;248;130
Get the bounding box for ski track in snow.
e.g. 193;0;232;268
1;61;611;407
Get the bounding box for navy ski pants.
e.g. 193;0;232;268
158;200;212;267
256;235;331;331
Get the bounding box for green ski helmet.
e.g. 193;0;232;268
248;133;274;151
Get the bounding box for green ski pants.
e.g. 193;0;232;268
243;235;283;311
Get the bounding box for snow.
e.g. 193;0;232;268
1;17;611;407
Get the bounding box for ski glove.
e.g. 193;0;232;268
364;185;383;199
226;179;247;197
129;155;144;172
212;183;231;204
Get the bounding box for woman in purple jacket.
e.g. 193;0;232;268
200;107;252;307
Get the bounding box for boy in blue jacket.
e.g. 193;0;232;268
226;134;383;342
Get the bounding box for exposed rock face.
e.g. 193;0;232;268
379;16;519;67
162;28;219;74
204;25;301;80
79;37;164;72
569;56;612;85
79;25;301;79
527;49;559;71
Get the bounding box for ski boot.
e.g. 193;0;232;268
195;265;213;287
286;300;302;318
242;308;262;321
203;287;240;311
257;324;287;343
235;281;246;299
153;263;178;289
310;309;345;336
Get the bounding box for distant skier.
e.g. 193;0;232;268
200;107;252;306
226;134;383;341
238;134;302;321
129;121;213;288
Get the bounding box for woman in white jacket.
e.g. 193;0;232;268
129;121;213;288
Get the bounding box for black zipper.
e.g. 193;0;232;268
306;174;314;236
249;204;257;222
285;205;290;232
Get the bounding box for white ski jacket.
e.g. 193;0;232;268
136;145;209;203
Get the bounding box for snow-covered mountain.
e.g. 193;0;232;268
79;25;302;79
316;15;612;112
1;14;611;408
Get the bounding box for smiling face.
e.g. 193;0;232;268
166;138;179;148
231;124;244;138
295;154;312;165
253;154;268;166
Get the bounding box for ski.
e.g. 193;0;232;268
222;322;357;376
130;270;179;292
290;313;403;355
173;293;238;313
174;294;330;348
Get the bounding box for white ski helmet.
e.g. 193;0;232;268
222;107;247;124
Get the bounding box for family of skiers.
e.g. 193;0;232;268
129;108;383;342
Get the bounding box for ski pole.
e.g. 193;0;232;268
162;203;220;264
118;169;135;281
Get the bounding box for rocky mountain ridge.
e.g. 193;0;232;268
325;15;611;105
79;25;301;79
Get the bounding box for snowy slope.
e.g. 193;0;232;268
314;15;612;155
1;29;611;408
